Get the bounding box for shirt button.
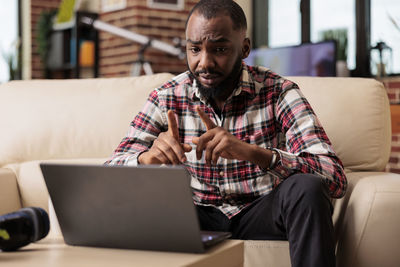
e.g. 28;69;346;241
219;171;224;177
280;170;286;175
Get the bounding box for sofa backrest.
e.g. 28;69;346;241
0;74;390;172
0;73;175;167
288;76;391;172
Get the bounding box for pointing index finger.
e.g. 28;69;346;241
167;110;179;140
196;107;217;130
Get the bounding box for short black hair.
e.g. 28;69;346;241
186;0;247;31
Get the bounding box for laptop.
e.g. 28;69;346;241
40;163;231;253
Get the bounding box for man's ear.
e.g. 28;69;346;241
241;38;251;59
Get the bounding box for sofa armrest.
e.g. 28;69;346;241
0;168;22;215
336;172;400;267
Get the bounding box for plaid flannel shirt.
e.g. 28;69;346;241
105;64;347;218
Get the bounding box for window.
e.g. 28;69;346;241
371;0;400;75
253;1;397;77
0;0;19;83
310;0;356;70
268;0;301;47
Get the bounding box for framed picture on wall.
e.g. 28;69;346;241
102;0;127;12
147;0;184;10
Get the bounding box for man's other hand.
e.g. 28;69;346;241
192;107;252;166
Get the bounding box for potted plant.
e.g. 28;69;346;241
320;29;349;76
36;9;57;77
1;38;21;81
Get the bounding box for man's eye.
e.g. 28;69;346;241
216;47;227;53
190;47;200;53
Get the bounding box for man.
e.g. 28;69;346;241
106;0;347;266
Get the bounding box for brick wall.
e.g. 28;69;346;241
99;0;197;77
383;77;400;173
31;0;62;79
30;0;197;78
385;78;400;104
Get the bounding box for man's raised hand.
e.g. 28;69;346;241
138;110;192;165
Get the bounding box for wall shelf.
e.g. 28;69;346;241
46;12;99;79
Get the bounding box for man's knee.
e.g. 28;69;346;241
278;173;331;206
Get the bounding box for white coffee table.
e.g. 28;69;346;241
0;237;244;267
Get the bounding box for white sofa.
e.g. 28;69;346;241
1;73;400;267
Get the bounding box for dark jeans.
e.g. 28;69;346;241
196;173;335;267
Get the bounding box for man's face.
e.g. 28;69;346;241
185;12;250;100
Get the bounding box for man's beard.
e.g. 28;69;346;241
189;57;243;102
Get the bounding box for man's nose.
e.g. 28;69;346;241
198;51;215;71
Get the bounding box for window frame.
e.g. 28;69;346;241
252;0;373;77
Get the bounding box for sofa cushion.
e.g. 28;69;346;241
244;240;290;267
289;77;391;172
0;73;174;167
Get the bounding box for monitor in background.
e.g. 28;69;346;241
245;41;337;77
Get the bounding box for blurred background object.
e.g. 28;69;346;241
370;41;393;78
